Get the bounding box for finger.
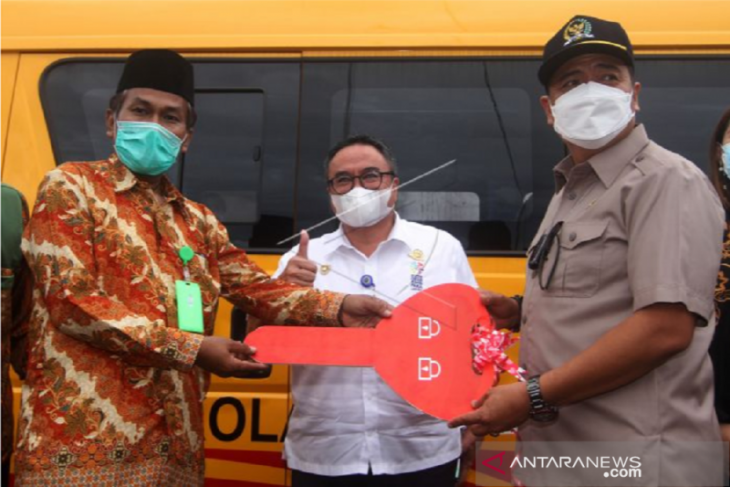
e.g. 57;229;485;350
230;364;273;378
233;352;263;362
368;296;393;318
469;424;493;438
297;230;309;258
292;269;316;283
360;315;379;329
478;289;501;306
229;357;270;372
448;410;483;429
292;257;317;273
471;391;490;409
287;271;315;288
229;340;257;357
493;318;514;330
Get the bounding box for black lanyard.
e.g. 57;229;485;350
528;221;564;290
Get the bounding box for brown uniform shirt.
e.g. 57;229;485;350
519;125;724;485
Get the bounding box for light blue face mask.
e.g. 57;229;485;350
723;144;730;176
114;121;185;176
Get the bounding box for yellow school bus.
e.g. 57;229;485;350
2;1;730;485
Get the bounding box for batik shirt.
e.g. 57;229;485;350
1;184;32;464
16;156;343;486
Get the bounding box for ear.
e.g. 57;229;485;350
388;177;399;208
181;128;194;154
105;108;115;139
631;82;642;113
540;95;555;126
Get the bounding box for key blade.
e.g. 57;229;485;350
246;326;375;367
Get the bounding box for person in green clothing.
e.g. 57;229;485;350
1;183;33;485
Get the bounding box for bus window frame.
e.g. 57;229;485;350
38;54;730;259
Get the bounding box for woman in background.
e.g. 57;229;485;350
709;107;730;469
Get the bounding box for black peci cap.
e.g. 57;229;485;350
538;15;634;86
116;49;195;106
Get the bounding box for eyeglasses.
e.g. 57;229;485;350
327;169;396;195
527;221;563;290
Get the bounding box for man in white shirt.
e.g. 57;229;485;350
273;135;477;487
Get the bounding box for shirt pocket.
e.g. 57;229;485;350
548;221;609;298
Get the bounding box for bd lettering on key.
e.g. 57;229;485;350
418;317;440;339
418;357;441;381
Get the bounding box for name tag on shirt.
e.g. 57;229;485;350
176;280;204;333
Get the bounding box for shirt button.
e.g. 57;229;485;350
567;191;577;200
569;232;577;242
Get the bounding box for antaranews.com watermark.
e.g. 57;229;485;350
476;441;727;487
512;454;642;478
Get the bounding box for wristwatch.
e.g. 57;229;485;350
526;375;558;422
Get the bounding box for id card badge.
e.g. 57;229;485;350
176;280;204;334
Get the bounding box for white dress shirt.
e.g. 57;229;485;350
273;213;478;476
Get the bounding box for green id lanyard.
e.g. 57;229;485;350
176;246;204;334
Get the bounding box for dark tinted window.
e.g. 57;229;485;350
183;90;264;247
634;57;730;175
296;60;562;252
296;57;730;253
42;59;300;250
41;56;730;255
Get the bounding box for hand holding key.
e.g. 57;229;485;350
195;336;269;378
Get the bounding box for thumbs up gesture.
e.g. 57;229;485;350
280;230;318;287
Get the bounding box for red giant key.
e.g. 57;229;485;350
246;283;496;420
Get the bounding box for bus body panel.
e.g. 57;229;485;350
2;1;730;51
2;3;729;485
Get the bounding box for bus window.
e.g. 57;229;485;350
295;59;564;253
41;59;302;251
183;90;264;248
40;57;730;255
633;57;730;175
42;61;123;163
295;58;730;253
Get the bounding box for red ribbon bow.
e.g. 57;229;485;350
471;320;527;383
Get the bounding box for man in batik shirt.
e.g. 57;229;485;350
1;184;32;485
15;50;390;486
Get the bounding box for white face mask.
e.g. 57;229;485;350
331;186;394;228
551;81;635;150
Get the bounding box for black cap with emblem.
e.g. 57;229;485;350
538;15;634;87
116;49;195;106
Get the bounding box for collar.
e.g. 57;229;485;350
553;124;651;191
108;154;186;205
320;212;412;257
385;212;415;251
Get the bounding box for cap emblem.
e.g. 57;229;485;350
563;18;595;46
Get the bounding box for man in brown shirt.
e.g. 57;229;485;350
451;16;725;486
